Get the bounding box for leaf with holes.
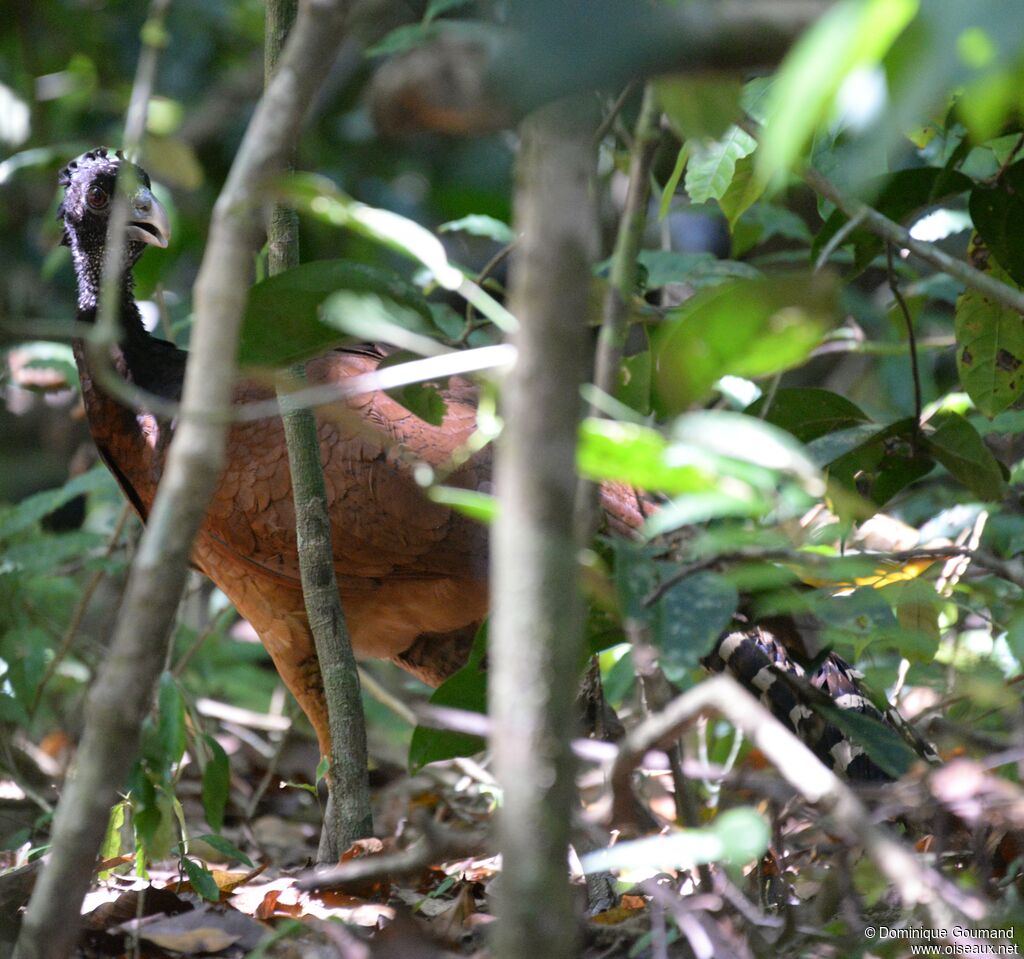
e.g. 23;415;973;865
954;237;1024;417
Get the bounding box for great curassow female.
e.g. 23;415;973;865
60;147;651;758
60;148;931;781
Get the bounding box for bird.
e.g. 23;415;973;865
58;147;649;758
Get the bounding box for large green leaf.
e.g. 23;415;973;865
652;274;838;414
577;419;718;495
745;388;870;443
954;237;1024;417
0;466;112;541
201;736;230;833
924;411;1006;500
653;570;738;684
238;260;434;368
807;417;934;509
684;125;757;205
656;76;743;141
635;250;761;291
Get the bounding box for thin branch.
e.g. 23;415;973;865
266;0;371;863
802;164;1024;316
593;80;639;147
296;815;487;890
591;82;661;403
886;243;923;435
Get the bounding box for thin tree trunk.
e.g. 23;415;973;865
490;97;597;959
14;5;351;957
265;0;372;865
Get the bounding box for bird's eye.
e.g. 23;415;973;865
86;185;109;210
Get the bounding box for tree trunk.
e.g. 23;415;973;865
490;97;597;959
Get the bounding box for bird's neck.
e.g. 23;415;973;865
72;268;183;522
73;260;184;399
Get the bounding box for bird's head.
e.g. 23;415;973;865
58;148;171;291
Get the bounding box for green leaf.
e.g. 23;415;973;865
200;736;230;833
279;174;463;290
758;0;918;185
581;806;769;874
98;801;126;877
924;412;1006;500
408;624;487;772
659;143;689;221
239;260;434;368
365;22;440;57
954;237;1024;417
969;160;1024;287
671;411;822;488
813;168;973;273
0;531;104;576
195;833;253;868
813;702;919;779
634;250;761;291
157;673;186;770
438;214;514;244
807;417;932;509
717;154;765;231
321;291;445;355
652;274;837;414
653;571;738;684
181;857;221;902
577;420;717;495
684;125;757;204
0;466;112;541
656;76;743;141
427;486;497;523
745;388;870;442
424;0;475;21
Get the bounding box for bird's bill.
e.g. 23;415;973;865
126;189;171;249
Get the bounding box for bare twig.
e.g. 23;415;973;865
886;243;923;434
802;164;1024;316
593;80;639;147
266;0;371;863
591;82;661;405
295;816;487;890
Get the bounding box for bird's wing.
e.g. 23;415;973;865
204;350;490;587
